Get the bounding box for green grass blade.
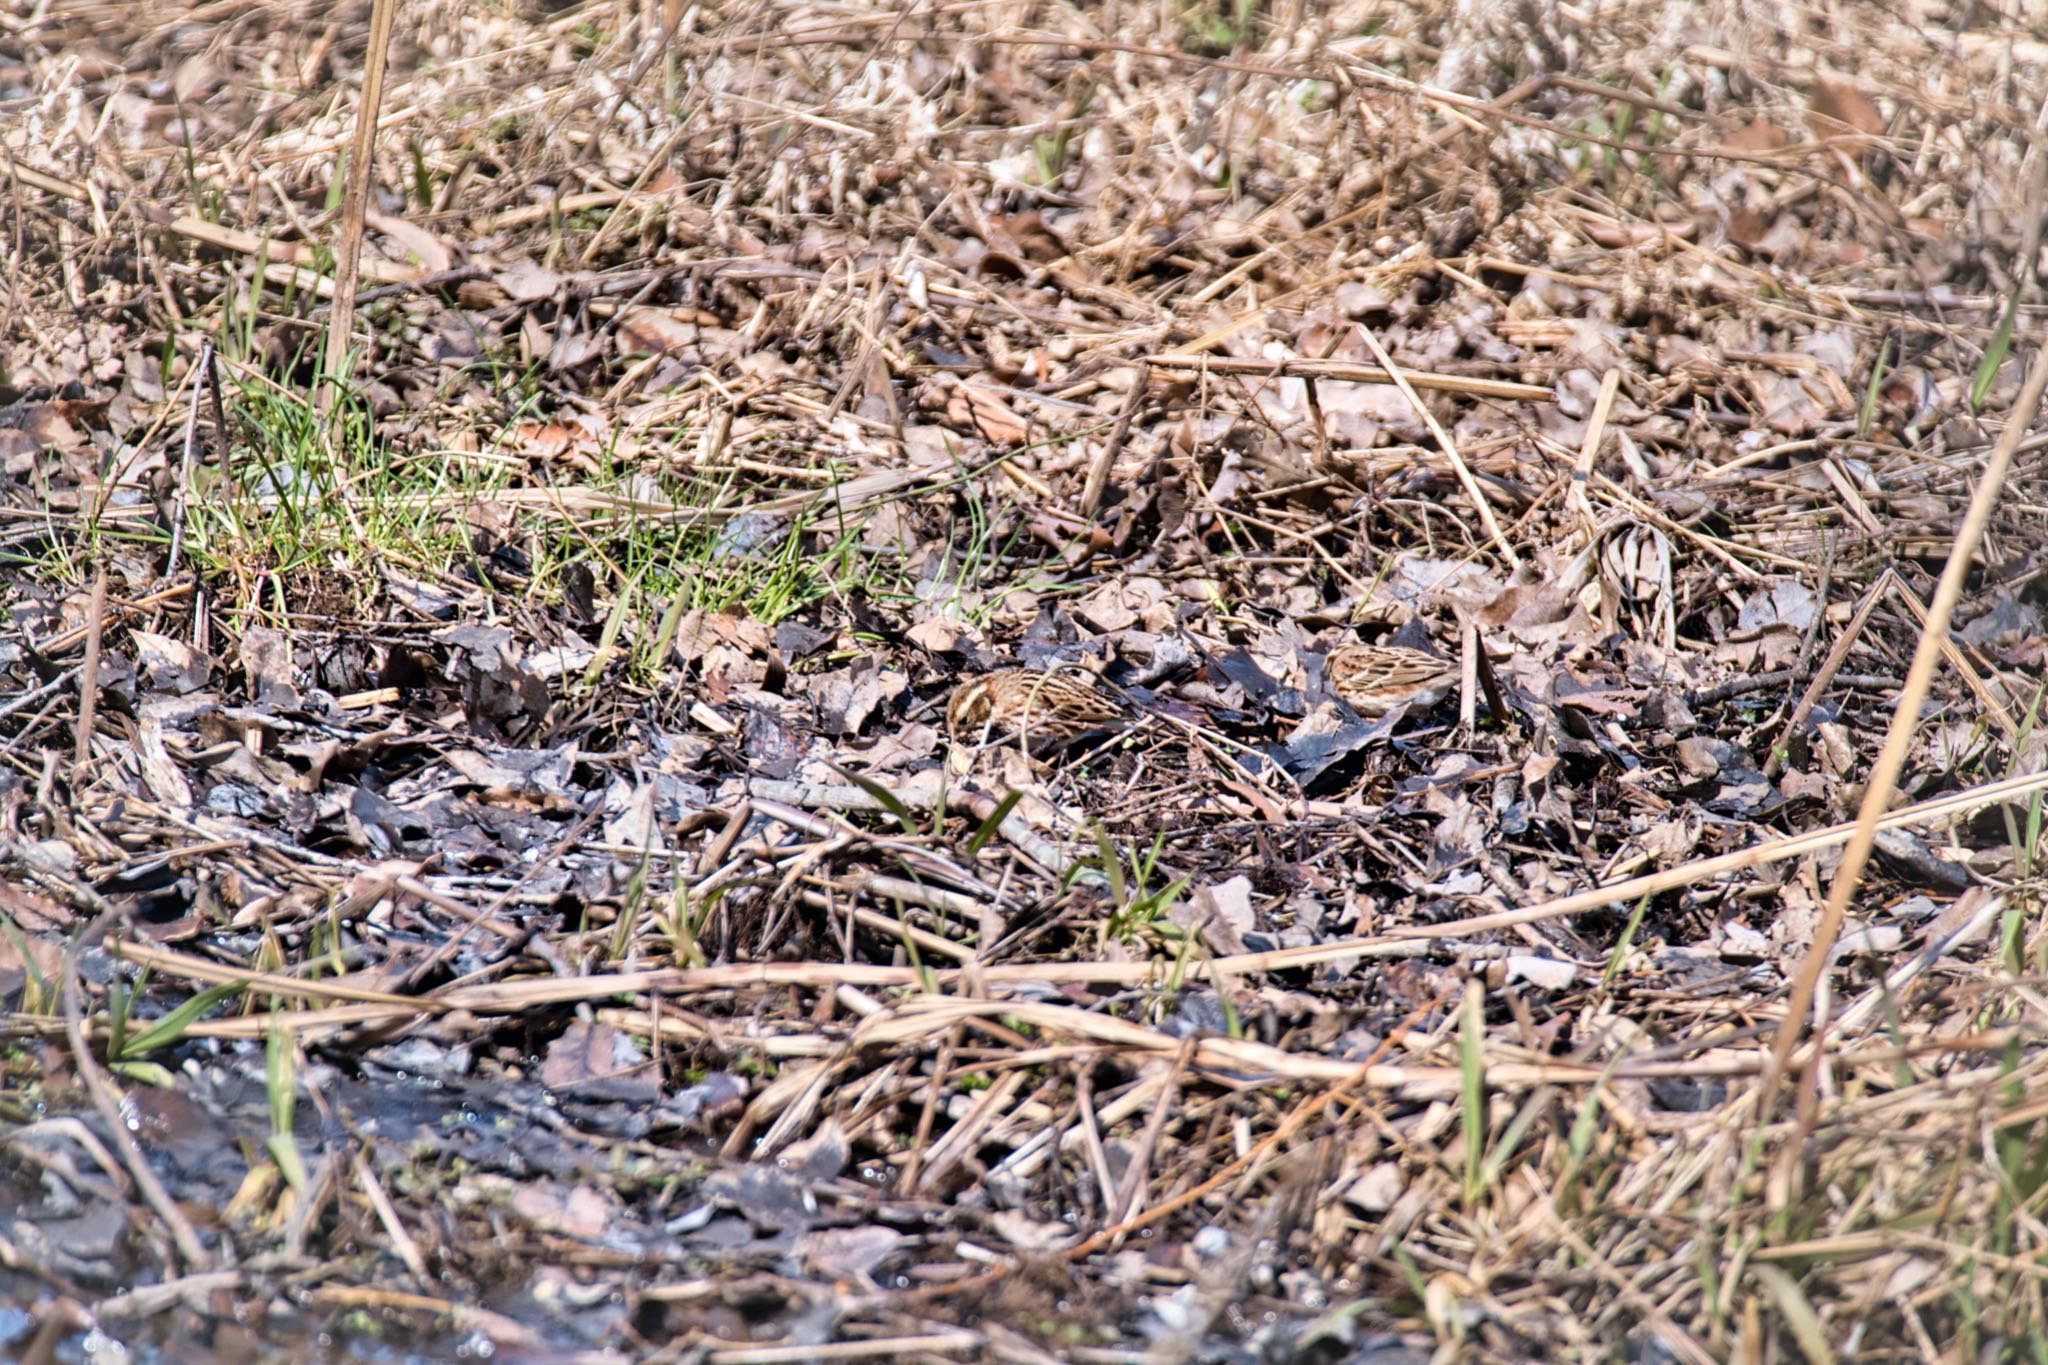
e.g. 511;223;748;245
1859;336;1891;437
117;982;248;1059
828;763;920;837
1602;896;1651;985
1461;980;1486;1206
966;789;1024;856
266;1018;308;1192
1972;293;2019;412
1091;823;1125;908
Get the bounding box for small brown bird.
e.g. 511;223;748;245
1324;643;1458;717
946;668;1130;748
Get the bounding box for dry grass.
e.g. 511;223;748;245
2;0;2047;1358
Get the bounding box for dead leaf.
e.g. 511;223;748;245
945;379;1030;444
1809;77;1885;144
132;630;210;694
907;617;968;653
1174;875;1255;956
805;666;906;735
240;626;295;705
363;208;452;272
510;1182;613;1241
795;1225;906;1283
541;1021;660;1103
1722;118;1791;153
493;260;564;302
1737;580;1819;633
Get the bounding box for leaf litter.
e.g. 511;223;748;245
2;0;2048;1359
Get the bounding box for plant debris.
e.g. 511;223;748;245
3;0;2047;1359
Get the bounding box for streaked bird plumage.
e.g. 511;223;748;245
946;668;1129;747
1324;643;1458;716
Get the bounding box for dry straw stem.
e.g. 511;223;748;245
72;564;106;771
1763;334;2048;1131
318;0;398;413
304;1286;538;1349
696;1333;986;1364
61;917;211;1273
1139;353;1552;404
173;216;421;295
1205;763;2048;967
1352;322;1522;569
1880;567;2020;736
104;762;2048;1074
0;162;421;297
1765;567;1895;778
1077;367;1147;518
1571;368;1624;545
1177;73;1553;306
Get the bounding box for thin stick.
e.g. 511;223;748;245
1051;993;1447;1267
73;563;107;772
1882;571;2018;737
353;1149;429;1280
1458;617;1479;733
1236;764;2048;967
1760;335;2048;1131
1078;367;1147;518
899;1024;959;1195
1109;1038;1191;1226
1764;567;1892;777
1141;352;1551;403
700;1334;985;1363
1571;368;1622;543
163;339;210;581
62;915;212;1271
34;583;195;656
1354;324;1521;569
319;0;399;415
0;665;83;726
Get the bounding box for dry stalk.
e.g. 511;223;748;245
319;0;400;413
1761;334;2048;1137
72;563;106;773
61;917;212;1272
1352;323;1521;568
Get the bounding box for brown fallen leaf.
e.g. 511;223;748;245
945;378;1031;444
1809;76;1885;146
